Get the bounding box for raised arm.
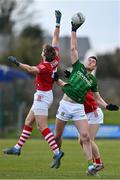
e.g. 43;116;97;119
70;31;79;64
19;63;39;74
52;10;62;50
71;12;85;64
8;56;39;75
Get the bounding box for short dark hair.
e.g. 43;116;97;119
43;44;56;62
89;56;97;65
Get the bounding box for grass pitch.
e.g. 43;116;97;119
0;139;120;179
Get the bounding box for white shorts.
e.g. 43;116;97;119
31;90;53;115
56;99;87;121
87;107;104;124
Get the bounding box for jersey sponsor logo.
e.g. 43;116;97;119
77;71;93;86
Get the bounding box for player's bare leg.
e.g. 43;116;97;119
74;120;97;176
55;118;67;148
89;124;104;171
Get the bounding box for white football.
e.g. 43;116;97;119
71;12;85;25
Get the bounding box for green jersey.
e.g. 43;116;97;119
62;59;98;103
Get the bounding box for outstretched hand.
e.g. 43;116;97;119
55;10;62;25
106;104;119;111
8;56;20;66
55;10;62;18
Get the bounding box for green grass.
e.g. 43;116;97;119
0;139;120;179
103;109;120;124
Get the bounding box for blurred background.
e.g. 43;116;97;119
0;0;120;138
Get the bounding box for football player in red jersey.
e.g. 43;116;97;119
3;10;64;168
79;91;104;172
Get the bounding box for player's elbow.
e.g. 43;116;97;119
27;67;34;73
70;49;78;61
27;67;39;74
71;46;76;53
96;97;102;106
71;47;78;56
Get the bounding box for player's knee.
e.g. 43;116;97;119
25;118;34;127
81;132;90;144
79;138;83;148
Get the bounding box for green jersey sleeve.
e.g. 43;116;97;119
90;75;98;92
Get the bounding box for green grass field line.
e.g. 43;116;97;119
0;139;120;179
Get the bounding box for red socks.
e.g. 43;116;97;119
42;128;59;154
15;125;33;149
93;157;102;164
95;158;102;164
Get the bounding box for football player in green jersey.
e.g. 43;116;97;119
52;12;119;176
